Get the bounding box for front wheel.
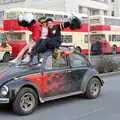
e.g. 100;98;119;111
85;77;101;99
12;87;38;115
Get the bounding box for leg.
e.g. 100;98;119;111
22;39;47;63
22;40;37;63
33;39;48;54
10;41;36;64
16;40;36;59
27;40;36;53
46;37;61;50
9;44;29;64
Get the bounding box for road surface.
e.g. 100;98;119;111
0;72;119;120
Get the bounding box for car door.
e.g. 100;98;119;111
42;54;72;98
68;53;89;91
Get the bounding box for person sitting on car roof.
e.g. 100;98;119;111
10;14;48;65
22;16;48;63
27;15;82;63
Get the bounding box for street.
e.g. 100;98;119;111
0;71;119;120
0;0;119;119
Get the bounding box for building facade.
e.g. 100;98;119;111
107;0;120;17
0;0;119;17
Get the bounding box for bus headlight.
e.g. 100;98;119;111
0;85;9;96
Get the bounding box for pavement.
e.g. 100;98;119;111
100;69;120;77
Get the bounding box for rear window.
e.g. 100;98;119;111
69;53;88;67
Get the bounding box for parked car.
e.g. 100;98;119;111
0;32;12;62
0;50;104;115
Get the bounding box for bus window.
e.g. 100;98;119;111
84;35;88;43
7;33;25;41
54;15;63;21
63;15;68;21
0;33;5;42
82;17;88;24
109;35;112;41
45;13;54;19
0;11;4;20
34;13;44;19
6;12;17;19
112;35;120;41
61;35;72;43
90;34;106;41
104;18;120;26
25;12;32;14
90;18;101;25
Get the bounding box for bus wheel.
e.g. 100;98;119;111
3;52;11;62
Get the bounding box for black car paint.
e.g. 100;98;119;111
0;52;103;103
80;67;103;92
5;78;41;102
0;63;42;86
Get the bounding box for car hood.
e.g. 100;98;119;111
0;63;41;86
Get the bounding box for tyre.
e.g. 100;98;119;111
85;77;101;99
3;52;10;62
12;87;38;115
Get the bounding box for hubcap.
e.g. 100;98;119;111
20;93;35;112
90;80;100;96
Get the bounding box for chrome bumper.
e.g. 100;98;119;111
0;98;9;103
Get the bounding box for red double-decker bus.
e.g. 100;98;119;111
90;15;120;54
4;8;89;57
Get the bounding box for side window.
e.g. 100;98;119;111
84;35;88;43
69;53;88;67
45;13;54;19
52;55;67;69
54;15;63;21
6;33;22;41
61;35;72;43
6;12;17;19
45;55;53;70
63;15;68;21
45;55;67;70
109;35;111;41
34;13;44;20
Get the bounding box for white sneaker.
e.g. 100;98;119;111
39;58;44;63
9;58;22;65
22;55;31;63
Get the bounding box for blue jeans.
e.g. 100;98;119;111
37;37;61;53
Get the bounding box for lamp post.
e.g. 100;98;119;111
87;7;91;61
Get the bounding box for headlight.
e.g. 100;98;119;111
0;85;9;96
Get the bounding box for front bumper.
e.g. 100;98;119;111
0;98;9;103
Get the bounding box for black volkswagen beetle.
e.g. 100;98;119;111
0;50;104;115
